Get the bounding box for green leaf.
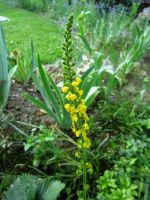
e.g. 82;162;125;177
0;26;17;108
35;179;65;200
37;55;62;122
80;67;93;88
47;74;64;112
43;180;65;200
23;93;60;125
85;86;99;107
0;26;7;81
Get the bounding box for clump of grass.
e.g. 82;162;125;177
14;0;48;12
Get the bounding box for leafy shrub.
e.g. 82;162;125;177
97;169;138;200
24;126;57;168
96;134;150;200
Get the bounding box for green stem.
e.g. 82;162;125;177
82;145;87;200
8;122;28;137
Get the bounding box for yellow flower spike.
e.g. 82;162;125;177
70;94;77;101
61;86;69;93
64;104;71;112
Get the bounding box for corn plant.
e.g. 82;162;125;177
0;26;17;108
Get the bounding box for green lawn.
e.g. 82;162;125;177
0;2;63;63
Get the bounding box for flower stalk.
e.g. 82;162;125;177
62;15;93;199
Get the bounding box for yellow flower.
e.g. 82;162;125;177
72;126;76;133
78;90;83;96
86;162;93;174
61;86;69;93
83;114;89;121
83;123;89;130
75;151;81;158
81;131;87;139
71;114;78;122
70;94;77;101
66;94;70;101
83;138;91;149
72;81;79;87
64;104;70;112
74;87;79;92
75;130;81;137
71;77;82;87
76;77;82;85
70;106;77;113
78;103;87;114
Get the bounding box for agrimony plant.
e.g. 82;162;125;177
62;75;93;199
62;14;93;200
0;26;17;108
24;15;100;129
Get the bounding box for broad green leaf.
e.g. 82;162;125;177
43;180;65;200
85;86;99;107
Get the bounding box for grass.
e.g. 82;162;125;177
0;2;63;64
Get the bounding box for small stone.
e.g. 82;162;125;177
0;16;10;22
